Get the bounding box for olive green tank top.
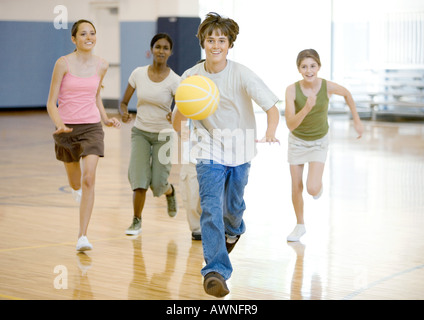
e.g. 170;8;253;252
292;79;329;141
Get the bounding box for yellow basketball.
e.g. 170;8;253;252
175;75;220;120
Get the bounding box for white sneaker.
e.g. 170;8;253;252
76;252;92;275
76;236;92;251
287;224;306;242
72;188;82;203
313;186;323;200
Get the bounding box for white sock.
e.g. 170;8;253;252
226;235;238;244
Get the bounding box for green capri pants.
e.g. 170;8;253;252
128;127;173;197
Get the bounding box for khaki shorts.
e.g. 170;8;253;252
53;122;104;163
128;127;173;197
287;132;329;165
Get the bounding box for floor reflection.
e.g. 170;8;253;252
128;237;177;300
288;242;322;300
73;252;93;299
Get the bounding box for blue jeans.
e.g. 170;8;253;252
196;160;251;280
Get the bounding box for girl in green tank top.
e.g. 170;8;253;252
293;79;329;141
284;49;364;242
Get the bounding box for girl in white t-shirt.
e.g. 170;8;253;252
119;33;181;235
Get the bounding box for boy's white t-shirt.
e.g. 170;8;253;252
180;60;279;166
128;66;181;133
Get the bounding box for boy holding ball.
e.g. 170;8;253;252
172;12;280;297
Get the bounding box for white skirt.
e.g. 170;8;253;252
287;132;329;165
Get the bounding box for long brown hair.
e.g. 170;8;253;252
71;19;96;38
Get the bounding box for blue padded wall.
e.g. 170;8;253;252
0;21;74;108
157;17;201;76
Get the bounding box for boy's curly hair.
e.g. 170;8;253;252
196;12;239;49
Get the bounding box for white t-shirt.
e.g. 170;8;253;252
128;66;181;133
180;60;279;166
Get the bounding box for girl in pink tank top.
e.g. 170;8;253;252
46;19;121;252
57;55;102;124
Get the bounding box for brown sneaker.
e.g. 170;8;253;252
203;272;230;297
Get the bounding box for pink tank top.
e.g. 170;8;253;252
57;56;101;124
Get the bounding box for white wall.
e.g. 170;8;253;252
119;0;198;21
332;0;424;87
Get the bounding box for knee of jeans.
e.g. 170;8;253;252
200;204;221;223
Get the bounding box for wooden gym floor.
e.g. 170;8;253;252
0;109;423;300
